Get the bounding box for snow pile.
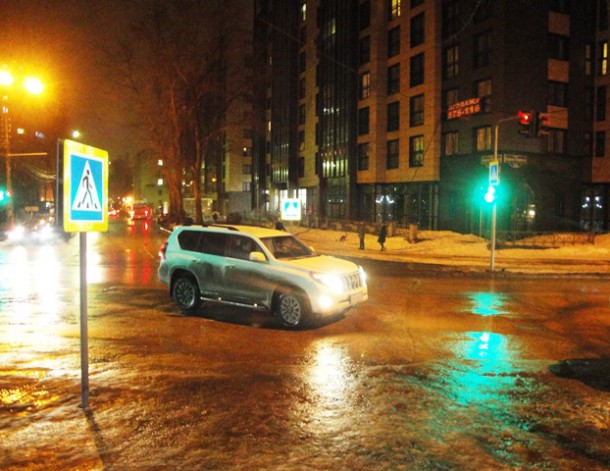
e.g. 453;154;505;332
292;226;610;273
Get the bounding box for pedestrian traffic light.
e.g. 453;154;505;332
518;110;534;137
484;185;496;203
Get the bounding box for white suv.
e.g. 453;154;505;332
158;224;368;327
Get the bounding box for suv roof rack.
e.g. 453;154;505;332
211;224;240;231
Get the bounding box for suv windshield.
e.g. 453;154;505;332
261;235;313;260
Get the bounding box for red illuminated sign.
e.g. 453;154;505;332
447;98;482;120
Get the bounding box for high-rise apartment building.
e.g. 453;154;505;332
253;0;605;233
589;0;610;230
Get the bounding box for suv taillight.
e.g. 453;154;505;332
159;242;168;260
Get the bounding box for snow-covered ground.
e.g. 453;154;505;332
291;227;610;275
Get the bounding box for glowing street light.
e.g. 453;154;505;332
0;71;14;87
23;77;44;95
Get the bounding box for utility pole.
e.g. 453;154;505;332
490;114;521;271
1;95;14;226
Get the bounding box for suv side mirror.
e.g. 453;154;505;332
249;251;267;263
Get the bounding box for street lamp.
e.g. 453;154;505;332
0;69;44;225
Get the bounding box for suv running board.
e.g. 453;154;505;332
200;296;269;311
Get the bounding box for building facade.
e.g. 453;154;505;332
252;0;603;233
588;0;610;230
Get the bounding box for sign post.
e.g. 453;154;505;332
60;139;108;408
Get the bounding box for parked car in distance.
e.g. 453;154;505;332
158;224;368;328
130;203;153;220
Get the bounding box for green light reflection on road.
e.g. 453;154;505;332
466;291;509;317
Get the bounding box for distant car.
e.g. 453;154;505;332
158;224;368;327
4;216;58;244
130;203;153;220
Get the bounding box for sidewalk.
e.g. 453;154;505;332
290;227;610;276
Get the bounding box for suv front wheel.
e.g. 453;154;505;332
275;287;311;327
173;275;202;311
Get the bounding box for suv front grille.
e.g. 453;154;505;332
344;272;363;291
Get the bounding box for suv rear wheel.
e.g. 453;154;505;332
275;287;310;327
173;275;202;311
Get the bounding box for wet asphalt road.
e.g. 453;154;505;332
0;220;609;470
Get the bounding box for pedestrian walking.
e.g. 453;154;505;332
378;223;387;251
358;221;366;250
275;219;286;231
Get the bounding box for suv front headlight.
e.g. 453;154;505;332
310;272;344;294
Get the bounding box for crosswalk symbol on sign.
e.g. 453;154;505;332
489;161;499;186
72;161;102;211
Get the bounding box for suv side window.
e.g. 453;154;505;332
200;232;227;256
227;235;265;261
177;230;202;252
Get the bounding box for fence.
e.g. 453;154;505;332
497;231;596;248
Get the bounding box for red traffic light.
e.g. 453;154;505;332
518;111;531;125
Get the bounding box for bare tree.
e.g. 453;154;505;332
101;0;254;225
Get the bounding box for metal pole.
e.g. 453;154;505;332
80;232;89;409
490;200;497;271
1;95;13;226
490;122;500;271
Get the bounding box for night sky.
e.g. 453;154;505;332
1;1;140;159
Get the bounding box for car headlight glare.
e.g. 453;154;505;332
311;272;344;294
7;225;25;241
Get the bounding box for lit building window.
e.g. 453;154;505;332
409;135;424;167
599;41;608;76
158;159;163;166
359;72;371;99
475;126;492;151
157;178;163;186
443;131;459;156
389;0;400;20
410;94;424;127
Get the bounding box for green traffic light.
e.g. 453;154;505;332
0;190;4;202
484;185;495;203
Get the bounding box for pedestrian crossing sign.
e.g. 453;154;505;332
281;198;301;221
489;161;500;186
63;139;108;232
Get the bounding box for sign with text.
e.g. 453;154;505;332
447;97;481;120
63;139;109;232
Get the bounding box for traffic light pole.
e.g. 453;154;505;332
490;114;521;272
1;96;13;226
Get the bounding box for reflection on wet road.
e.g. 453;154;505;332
1;223;609;470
